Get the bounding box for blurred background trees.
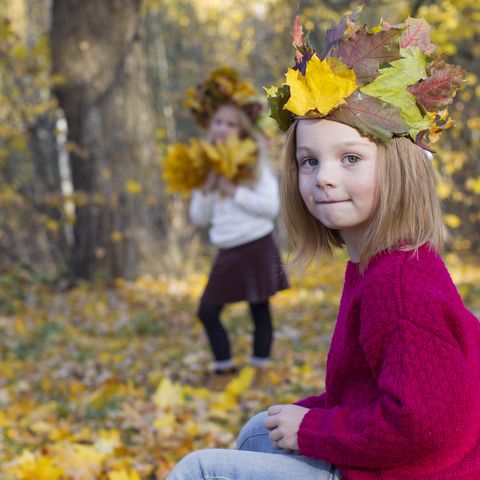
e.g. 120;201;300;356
1;0;479;283
51;0;167;280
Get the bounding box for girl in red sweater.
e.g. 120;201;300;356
167;11;480;480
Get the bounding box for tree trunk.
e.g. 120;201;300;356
50;0;167;281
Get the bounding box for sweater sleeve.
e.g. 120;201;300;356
297;315;477;469
294;392;327;409
232;164;280;219
189;190;215;227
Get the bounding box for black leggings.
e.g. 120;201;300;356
198;301;273;362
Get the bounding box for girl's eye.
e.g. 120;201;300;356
343;154;360;165
299;158;318;170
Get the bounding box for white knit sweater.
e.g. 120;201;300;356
189;161;280;248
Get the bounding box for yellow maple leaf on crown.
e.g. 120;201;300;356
283;54;357;116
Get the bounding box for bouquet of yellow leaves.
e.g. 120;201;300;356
162;136;258;195
162;140;210;195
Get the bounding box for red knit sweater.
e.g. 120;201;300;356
295;245;480;479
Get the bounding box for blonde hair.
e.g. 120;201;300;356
282;119;447;272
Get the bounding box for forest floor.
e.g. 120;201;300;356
1;249;480;479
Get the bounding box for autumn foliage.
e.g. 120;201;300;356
1;0;480;478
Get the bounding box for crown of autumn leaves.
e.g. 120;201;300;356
265;11;466;149
184;66;263;128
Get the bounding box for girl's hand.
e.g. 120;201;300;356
263;404;309;451
202;171;219;195
217;175;236;197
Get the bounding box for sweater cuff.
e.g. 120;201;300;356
192;188;214;200
232;185;249;205
294;393;327;409
297;407;328;459
191;189;215;207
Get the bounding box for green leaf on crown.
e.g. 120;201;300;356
360;47;430;139
264;85;292;132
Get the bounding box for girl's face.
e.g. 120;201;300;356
208;105;242;142
296;119;378;241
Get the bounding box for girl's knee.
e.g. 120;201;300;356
197;303;210;321
236;411;269;450
167;449;216;479
197;303;222;325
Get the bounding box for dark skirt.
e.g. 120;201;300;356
201;233;289;305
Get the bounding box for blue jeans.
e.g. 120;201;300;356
166;411;341;480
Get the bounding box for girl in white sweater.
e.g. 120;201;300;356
189;95;288;383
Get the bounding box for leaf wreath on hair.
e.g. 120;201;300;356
265;7;465;150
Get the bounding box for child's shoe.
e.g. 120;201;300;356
206;366;239;391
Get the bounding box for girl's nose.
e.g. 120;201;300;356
315;162;337;189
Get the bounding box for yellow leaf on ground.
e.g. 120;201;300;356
52;443;106;480
152;378;183;410
107;468;141;480
6;450;63;480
